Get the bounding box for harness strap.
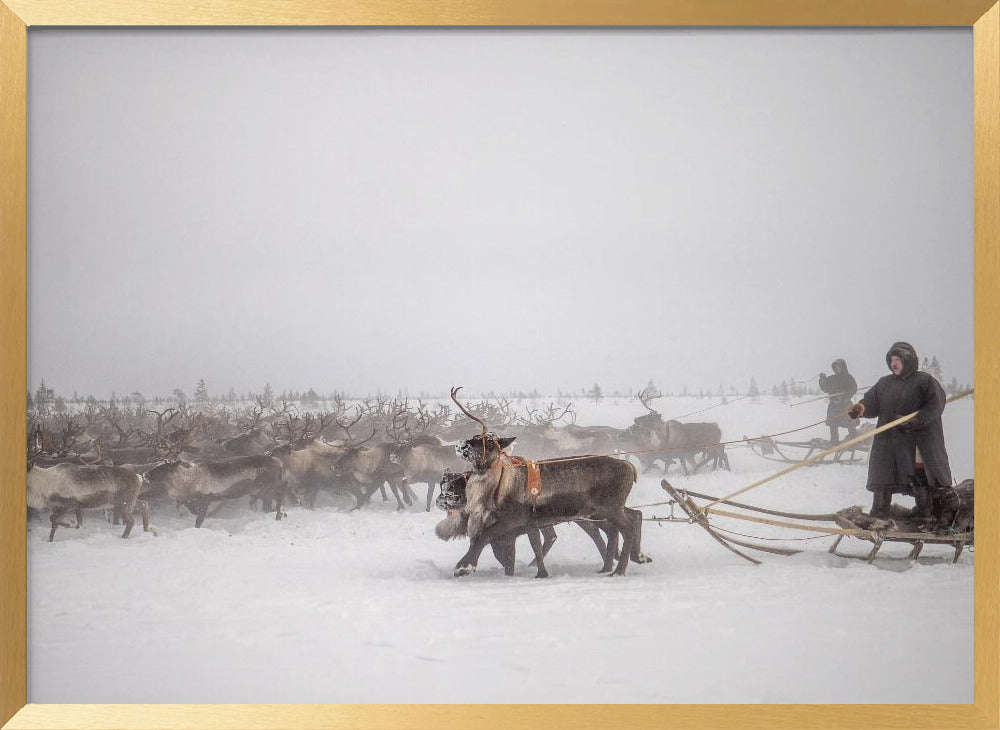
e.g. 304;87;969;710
526;460;542;499
499;453;542;501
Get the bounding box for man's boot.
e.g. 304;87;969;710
828;426;840;446
870;489;892;518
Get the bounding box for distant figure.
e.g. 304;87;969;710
818;359;857;445
847;341;953;523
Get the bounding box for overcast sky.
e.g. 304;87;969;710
27;28;973;399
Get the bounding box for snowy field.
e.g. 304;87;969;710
26;395;975;704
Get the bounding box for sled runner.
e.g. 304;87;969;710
648;480;973;566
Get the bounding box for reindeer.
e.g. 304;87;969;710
673;422;730;472
625;392;691;473
219;426;273;456
435;470;649;577
267;411;351;509
144;454;286;528
331;415;410;510
384;407;465;511
445;387;645;578
27;459;154;542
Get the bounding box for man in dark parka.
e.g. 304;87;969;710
818;359;858;445
847;342;953;520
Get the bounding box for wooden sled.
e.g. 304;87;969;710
649;481;973;567
828;505;973;564
746;435;868;466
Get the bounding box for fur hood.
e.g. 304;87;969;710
885;341;918;377
830;358;849;372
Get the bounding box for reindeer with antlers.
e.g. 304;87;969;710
442;387;648;578
384;405;466;511
266;410;354;509
627;391;729;474
27;431;155;541
331;409;412;510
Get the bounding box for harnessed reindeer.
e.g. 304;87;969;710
444;387;646;578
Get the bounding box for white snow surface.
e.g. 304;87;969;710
27;395;974;704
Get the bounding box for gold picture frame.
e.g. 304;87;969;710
1;1;997;728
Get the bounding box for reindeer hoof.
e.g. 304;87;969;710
634;553;653;564
454;564;476;577
534;570;549;579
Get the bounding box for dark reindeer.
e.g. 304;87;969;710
435;470;649;578
446;387;644;578
673;421;730;472
627;392;728;474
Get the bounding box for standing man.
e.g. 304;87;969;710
847;341;953;523
818;358;858;445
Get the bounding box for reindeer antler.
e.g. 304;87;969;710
450;386;488;437
637;390;660;415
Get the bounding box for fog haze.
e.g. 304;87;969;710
28;28;973;398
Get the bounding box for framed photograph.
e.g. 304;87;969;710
2;1;997;728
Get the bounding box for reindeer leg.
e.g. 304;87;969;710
490;535;516;576
530;525;558;566
379;484;389;502
574;521;609;565
527;528;549;578
540;525;557;559
609;510;635;576
361;483;381;507
386;481;406;511
273;486;285;521
626;507;652;563
347;485;368;510
454;532;497;577
393;477;415;507
138;500;156;535
120;485;139;538
121;510;135;538
598;522;620;573
192;498;211;528
426;482;436;512
394;478;413;509
48;506;69;542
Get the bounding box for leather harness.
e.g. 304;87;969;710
497;452;543;501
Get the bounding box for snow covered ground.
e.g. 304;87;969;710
26;395;974;704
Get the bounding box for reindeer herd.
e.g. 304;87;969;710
25;389;729;576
